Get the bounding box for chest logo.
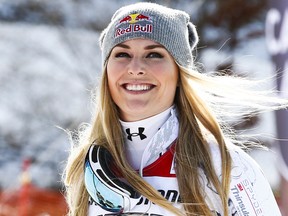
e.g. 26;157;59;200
126;127;147;141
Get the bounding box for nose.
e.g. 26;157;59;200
127;58;146;76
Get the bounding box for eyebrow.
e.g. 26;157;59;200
144;44;165;50
115;43;165;50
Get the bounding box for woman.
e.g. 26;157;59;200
64;2;285;216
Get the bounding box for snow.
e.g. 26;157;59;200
0;1;282;191
0;21;101;188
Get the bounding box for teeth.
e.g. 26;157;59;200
126;84;151;91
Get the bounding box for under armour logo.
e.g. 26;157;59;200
125;127;147;141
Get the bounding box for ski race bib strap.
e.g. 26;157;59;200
84;145;141;213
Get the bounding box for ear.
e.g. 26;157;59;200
187;22;199;50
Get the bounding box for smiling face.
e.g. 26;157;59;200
106;38;179;122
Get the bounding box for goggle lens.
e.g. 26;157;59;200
85;161;124;213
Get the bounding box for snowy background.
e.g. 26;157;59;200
0;0;281;192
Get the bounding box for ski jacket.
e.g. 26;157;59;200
87;109;281;216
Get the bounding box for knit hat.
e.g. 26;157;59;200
99;2;199;69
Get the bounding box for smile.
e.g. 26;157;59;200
124;84;154;91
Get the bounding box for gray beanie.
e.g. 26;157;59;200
99;2;199;68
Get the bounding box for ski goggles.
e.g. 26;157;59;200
84;144;141;213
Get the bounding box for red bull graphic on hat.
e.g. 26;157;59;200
115;13;153;38
119;13;151;24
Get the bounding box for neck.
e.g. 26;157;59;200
120;106;174;169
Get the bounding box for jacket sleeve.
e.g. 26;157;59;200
228;145;281;216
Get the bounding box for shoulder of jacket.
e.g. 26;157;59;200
207;139;262;177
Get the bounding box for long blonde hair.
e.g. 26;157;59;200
64;62;286;216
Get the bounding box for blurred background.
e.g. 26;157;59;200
0;0;287;215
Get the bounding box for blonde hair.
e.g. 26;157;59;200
64;62;287;216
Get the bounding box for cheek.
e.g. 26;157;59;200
107;60;125;84
107;64;118;86
107;78;119;107
107;74;118;96
106;69;117;98
158;65;178;86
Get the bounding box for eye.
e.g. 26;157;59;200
146;52;163;58
115;52;131;58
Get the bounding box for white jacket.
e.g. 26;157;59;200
88;109;281;215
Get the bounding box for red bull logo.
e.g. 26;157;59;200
119;13;151;24
115;13;153;38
